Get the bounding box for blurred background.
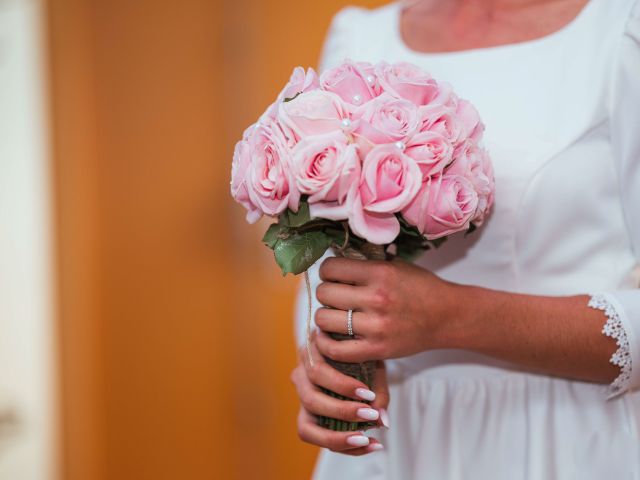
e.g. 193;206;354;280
0;0;388;478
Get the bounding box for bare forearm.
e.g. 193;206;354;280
443;285;620;384
313;258;623;385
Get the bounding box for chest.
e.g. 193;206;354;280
400;0;591;53
344;1;637;291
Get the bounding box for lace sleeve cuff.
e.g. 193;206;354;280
588;293;632;398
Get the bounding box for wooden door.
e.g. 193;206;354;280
48;1;387;478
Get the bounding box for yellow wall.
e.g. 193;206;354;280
48;1;387;478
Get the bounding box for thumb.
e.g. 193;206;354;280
370;361;390;429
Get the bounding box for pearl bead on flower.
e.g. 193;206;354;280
395;141;406;151
366;75;375;85
341;118;352;128
352;94;362;105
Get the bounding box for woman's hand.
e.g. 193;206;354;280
314;256;464;363
290;333;389;455
311;256;623;386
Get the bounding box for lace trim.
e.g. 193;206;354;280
588;293;632;396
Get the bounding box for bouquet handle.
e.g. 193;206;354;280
306;242;386;431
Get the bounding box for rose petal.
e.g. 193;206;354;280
349;193;400;245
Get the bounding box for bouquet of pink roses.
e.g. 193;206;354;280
230;60;494;430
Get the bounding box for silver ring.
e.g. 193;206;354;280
347;309;354;336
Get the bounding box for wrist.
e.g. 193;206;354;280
431;282;489;351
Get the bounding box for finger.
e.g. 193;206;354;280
315;307;371;338
316;281;369;311
319;257;374;285
370;361;390;429
297;407;375;452
331;437;385;456
299;339;377;401
306;352;376;402
370;361;389;410
292;363;380;423
316;329;379;363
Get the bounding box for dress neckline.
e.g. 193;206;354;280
393;0;597;59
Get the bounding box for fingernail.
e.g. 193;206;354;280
346;435;370;447
380;408;390;429
367;443;384;452
357;408;380;421
355;388;376;401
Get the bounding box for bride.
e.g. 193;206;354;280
290;0;640;478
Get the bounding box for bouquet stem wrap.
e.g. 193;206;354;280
316;242;385;431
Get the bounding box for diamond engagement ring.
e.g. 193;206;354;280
347;309;354;336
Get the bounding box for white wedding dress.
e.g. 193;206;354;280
294;1;640;478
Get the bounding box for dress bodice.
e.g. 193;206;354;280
319;0;640;297
295;2;640;477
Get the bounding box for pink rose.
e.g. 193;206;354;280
404;131;454;178
431;82;458;108
353;93;419;152
456;98;484;142
418;103;466;146
446;140;483;178
402;175;479;239
320;60;381;106
246;123;300;217
230;134;262;224
241;122;256;140
468;147;494;225
445;141;494;222
266;116;298;150
375;62;440;106
290;131;360;221
277;90;350;140
262;67;320;122
280;66;320;101
349;144;422;244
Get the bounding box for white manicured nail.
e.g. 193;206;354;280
346;435;370;447
380;408;390;429
355;388;376;401
357;408;379;421
367;443;384;452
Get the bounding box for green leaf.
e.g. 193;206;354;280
283;91;302;103
273;230;332;276
465;222;477;237
262;223;285;249
395;233;428;261
395;243;426;262
428;236;448;249
324;227;347;249
398;215;423;238
399;223;422;238
286;201;311;227
278;213;289;227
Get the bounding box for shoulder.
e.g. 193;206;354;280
328;3;398;30
319;3;399;71
598;0;640;35
608;0;640;165
326;2;400;48
578;0;639;84
623;0;640;38
608;0;640;74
